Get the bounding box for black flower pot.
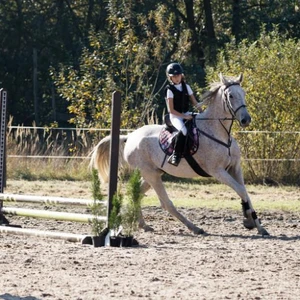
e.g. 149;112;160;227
91;228;108;247
92;235;106;247
110;236;121;247
120;235;134;247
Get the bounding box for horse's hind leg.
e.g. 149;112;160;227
137;179;154;232
141;170;205;234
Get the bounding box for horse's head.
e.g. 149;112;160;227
219;73;251;128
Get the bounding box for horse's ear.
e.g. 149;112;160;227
219;73;226;84
237;73;243;83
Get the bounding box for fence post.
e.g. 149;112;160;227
0;88;8;225
107;91;121;227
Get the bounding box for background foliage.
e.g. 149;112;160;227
1;0;299;126
203;28;300;183
1;0;300;184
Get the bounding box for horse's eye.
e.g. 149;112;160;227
229;94;233;98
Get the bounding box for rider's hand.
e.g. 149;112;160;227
196;102;203;113
185;115;193;120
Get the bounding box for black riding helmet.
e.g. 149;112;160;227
166;63;184;77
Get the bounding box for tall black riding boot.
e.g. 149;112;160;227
168;131;185;166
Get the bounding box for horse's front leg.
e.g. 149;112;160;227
240;200;263;231
214;168;269;236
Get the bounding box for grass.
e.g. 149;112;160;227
5;179;300;213
7;159;91;181
142;195;300;212
141;181;300;212
6;119;99;181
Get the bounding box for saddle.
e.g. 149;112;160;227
159;114;200;157
159;114;211;177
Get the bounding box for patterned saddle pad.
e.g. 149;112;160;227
159;124;200;157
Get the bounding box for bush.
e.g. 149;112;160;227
122;169;142;236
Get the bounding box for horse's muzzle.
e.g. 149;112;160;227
240;115;251;127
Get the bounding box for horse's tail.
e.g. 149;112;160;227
89;135;129;183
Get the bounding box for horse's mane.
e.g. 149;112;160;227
200;76;240;106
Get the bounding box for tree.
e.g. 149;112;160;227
54;2;193;128
1;0;300;126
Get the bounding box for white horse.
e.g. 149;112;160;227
90;73;269;236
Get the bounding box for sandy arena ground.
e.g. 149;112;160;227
0;181;299;300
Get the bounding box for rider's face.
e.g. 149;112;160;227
170;74;182;84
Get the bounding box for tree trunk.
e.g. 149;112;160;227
232;0;241;42
184;0;205;67
85;0;94;33
203;0;215;40
33;48;39;126
202;0;217;63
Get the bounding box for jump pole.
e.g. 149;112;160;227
1;207;107;223
0;90;122;245
0;193;106;207
0;226;91;243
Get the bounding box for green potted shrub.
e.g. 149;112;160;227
108;188;123;247
120;169;142;247
90;168;107;247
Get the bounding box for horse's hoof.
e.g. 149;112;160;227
193;227;206;235
260;228;270;236
243;218;256;230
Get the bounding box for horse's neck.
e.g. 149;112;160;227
198;94;233;139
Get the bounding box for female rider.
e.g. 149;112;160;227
165;62;202;166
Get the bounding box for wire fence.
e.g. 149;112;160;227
6;126;300;161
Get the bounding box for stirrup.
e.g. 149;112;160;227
168;153;181;166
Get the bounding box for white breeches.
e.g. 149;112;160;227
169;112;191;136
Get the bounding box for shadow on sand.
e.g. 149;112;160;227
0;294;41;300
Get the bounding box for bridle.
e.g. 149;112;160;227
195;82;246;155
223;83;247;119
